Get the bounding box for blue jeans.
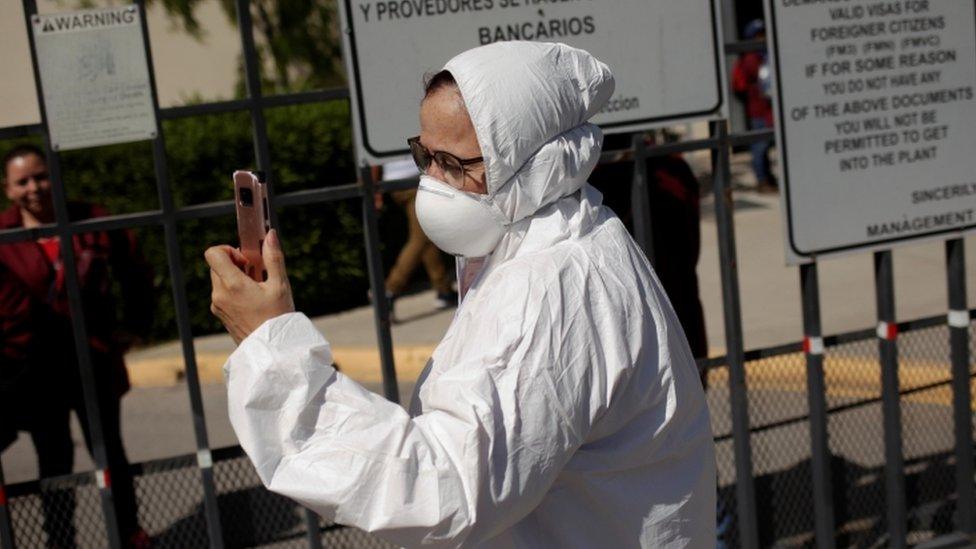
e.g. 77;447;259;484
749;118;772;184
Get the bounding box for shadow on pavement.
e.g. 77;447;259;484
720;450;961;547
153;487;301;548
3;438;965;547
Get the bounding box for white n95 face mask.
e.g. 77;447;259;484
415;175;506;257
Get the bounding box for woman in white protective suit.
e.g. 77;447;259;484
205;41;716;547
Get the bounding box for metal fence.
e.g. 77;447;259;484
0;0;973;548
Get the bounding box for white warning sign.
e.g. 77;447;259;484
766;0;976;263
339;0;727;163
31;6;158;151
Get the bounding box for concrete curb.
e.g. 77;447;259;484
127;343;973;411
126;344;437;388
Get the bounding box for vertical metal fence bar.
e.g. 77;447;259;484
359;166;400;403
303;509;323;548
20;2;123;546
873;250;906;546
234;0;279;227
709;119;759;548
132;3;226;547
234;3;321;545
799;262;836;548
629;134;655;266
719;0;744;133
945;238;974;535
0;463;15;549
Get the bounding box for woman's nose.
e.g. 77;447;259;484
425;160;445;181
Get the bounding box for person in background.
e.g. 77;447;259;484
0;263;39;452
732;18;778;194
0;144;154;548
372;159;457;320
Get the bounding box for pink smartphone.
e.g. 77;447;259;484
233;170;270;281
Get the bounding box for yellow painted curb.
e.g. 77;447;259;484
706;353;975;410
128;346;972;411
126;345;437;388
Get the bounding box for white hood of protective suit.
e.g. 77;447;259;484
444;41;612;225
224;41;716;548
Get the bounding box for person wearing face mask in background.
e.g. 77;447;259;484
206;41;716;547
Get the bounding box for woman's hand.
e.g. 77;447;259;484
205;229;295;344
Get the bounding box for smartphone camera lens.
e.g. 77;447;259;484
239;186;254;207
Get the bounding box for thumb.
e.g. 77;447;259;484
262;229;287;284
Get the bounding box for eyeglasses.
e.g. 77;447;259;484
408;136;483;190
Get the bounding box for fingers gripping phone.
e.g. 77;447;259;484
234;170;271;281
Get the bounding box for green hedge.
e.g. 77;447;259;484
3;100;412;342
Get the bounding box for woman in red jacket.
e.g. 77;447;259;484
0;144;154;548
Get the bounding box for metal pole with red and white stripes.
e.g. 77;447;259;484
800;261;835;548
874;250;906;547
945;238;974;536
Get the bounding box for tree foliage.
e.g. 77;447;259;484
70;0;346;92
16;1;401;343
2;101;408;342
160;0;346;92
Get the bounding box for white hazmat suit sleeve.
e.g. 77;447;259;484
225;302;591;548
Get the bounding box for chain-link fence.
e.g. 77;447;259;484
4;447;392;547
709;317;975;548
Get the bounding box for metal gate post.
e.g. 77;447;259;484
20;2;122;546
0;464;15;549
359;166;400;403
945;238;974;535
873;250;906;547
132;3;226;546
234;0;278;226
799;262;836;548
232;3;323;545
709;119;759;549
629;134;655;266
302;511;323;548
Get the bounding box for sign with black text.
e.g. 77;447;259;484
340;0;727;163
31;6;157;151
766;0;976;263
